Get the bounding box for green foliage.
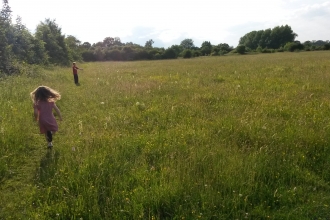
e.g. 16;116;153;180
144;39;154;48
163;48;177;59
239;25;297;50
180;38;195;50
182;49;192;58
35;19;70;66
284;41;304;52
2;0;330;73
65;35;82;62
236;45;246;54
93;46;106;61
0;0;13;74
193;50;200;57
170;44;183;56
323;44;330;50
200;41;212;55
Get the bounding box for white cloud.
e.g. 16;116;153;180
8;0;330;48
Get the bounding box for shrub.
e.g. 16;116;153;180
182;49;192;58
193;50;200;57
163;48;177;59
236;45;246;54
323;44;330;50
284;42;304;52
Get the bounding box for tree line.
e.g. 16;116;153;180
0;0;329;76
238;25;330;53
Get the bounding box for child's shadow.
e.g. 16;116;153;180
35;149;60;185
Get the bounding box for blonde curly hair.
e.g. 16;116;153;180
30;86;61;102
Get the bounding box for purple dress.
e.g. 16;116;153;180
34;101;58;134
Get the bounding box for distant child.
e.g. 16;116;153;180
30;86;62;148
72;62;83;84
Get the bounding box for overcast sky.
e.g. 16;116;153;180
8;0;330;48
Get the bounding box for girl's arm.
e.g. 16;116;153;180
53;104;63;121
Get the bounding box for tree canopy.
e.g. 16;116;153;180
0;0;329;76
239;25;297;50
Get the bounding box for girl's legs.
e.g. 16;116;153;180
46;131;53;148
46;131;52;142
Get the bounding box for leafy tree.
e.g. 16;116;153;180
82;50;95;62
239;25;297;50
212;45;220;55
236;45;246;54
215;43;232;55
145;39;154;48
11;16;46;64
29;37;48;64
182;49;192;58
103;37;115;47
323;44;330;50
93;46;105;61
180;38;194;50
0;0;11;22
35;19;69;65
170;45;183;57
135;49;149;60
259;28;272;48
0;0;13;74
163;48;177;59
121;46;136;60
81;42;91;49
200;41;212;55
65;35;82;62
106;49;121;61
113;37;122;46
284;41;304;52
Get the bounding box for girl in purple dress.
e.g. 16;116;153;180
30;86;62;148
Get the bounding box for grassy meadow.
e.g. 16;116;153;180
0;51;330;219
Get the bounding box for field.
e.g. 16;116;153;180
0;52;330;219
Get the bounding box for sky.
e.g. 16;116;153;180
7;0;330;48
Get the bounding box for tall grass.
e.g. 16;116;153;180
1;52;330;219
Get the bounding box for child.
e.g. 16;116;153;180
30;86;62;148
72;62;83;84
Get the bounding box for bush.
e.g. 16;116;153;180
163;48;177;59
256;46;262;53
82;50;96;62
276;48;284;52
284;42;304;52
182;49;192;58
323;44;330;50
236;45;246;54
262;48;273;53
193;50;200;57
